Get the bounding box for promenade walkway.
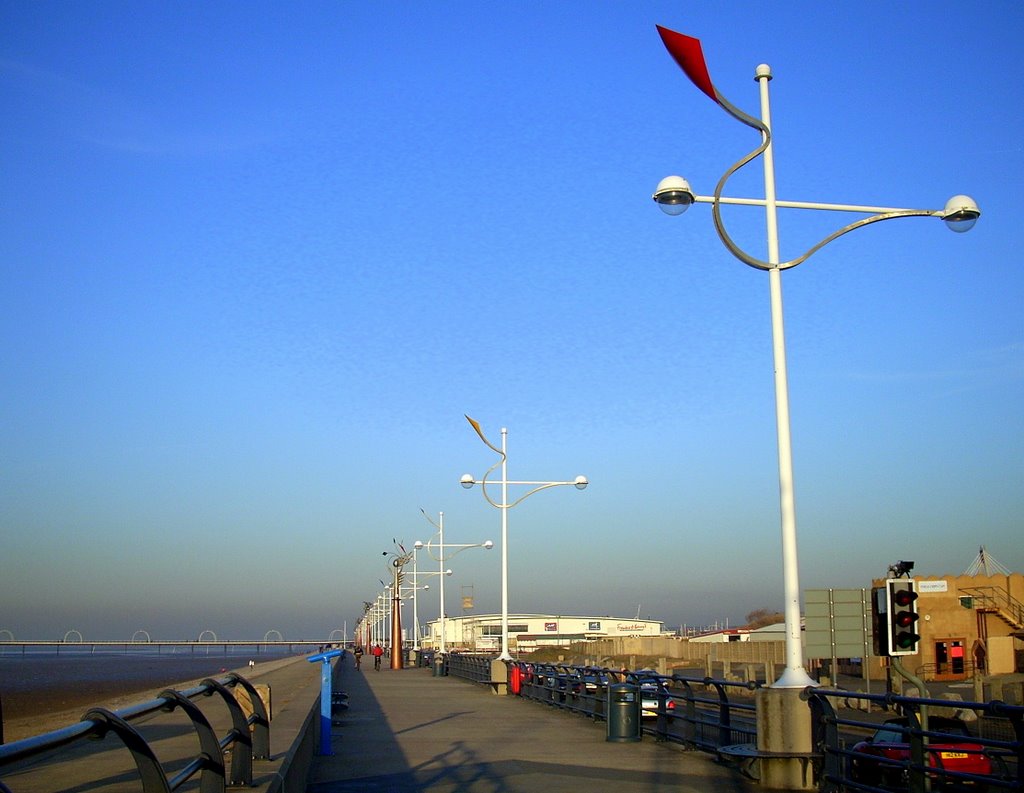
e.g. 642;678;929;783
308;658;754;793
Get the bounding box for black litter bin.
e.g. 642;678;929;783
606;683;641;742
433;653;447;677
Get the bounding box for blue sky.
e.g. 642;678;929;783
2;2;1021;641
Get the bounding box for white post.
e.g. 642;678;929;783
439;512;447;654
757;64;815;689
412;550;420;650
499;427;510;661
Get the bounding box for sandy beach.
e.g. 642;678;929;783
0;652;304;743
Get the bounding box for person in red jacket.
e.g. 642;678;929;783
371;643;384;671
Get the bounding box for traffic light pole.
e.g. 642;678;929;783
891;655;930;790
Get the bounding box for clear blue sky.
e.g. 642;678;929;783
2;2;1021;641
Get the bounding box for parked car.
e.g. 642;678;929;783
848;716;993;789
580;671;608;692
637;675;676;719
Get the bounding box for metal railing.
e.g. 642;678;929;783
961;586;1024;629
509;662;760;751
443;656;1024;791
805;687;1023;792
445;652;493;683
0;671;269;792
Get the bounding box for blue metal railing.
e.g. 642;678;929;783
445;652;493;683
0;671;270;792
508;661;759;751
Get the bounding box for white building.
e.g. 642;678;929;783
421;613;664;653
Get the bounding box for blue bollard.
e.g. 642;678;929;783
307;648;344;755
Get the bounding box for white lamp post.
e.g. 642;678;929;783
460;415;589;661
415;509;492;654
652;27;979;689
399;579;429;650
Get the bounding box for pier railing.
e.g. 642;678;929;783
0;671;269;792
508;662;760;750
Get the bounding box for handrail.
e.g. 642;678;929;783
804;686;1024;792
961;585;1024;628
445;652;493;683
0;671;270;792
506;660;760;752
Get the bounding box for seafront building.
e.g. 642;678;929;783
869;567;1024;680
420;613;664;654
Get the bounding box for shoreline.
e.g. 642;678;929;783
1;653;306;743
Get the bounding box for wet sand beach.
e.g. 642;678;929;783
0;652;304;742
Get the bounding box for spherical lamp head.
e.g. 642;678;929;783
483;540;494;549
574;475;589;490
653;175;694;216
460;474;475;489
414;540;424;550
942;195;980;233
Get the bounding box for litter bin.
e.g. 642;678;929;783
606;683;641;743
433;653;446;677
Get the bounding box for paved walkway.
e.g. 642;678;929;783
308;659;754;793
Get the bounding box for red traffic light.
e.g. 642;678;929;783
892;589;918;608
894;612;918;628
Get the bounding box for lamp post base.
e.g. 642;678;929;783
772;666;817;689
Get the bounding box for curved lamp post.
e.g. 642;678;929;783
652;27;980;689
383;542;414;669
460;415;588;661
415;509;493;654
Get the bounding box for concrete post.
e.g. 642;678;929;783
755;687;815;791
490;659;508;695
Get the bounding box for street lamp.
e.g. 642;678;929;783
460;415;588;661
415;509;492;654
652;26;979;689
383;542;414;670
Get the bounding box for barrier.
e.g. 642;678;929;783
0;671;270;791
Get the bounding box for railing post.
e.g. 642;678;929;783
158;690;225;793
805;690;840;793
227;673;270;759
679;680;697;748
904;708;926;793
81;708;172;793
201;678;253;785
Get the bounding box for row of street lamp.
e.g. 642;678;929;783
354;415;589;666
357;27;980;686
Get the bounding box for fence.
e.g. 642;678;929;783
806;687;1023;792
508;661;759;751
448;656;1023;791
0;671;269;792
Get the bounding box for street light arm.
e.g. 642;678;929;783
705;132;959;271
719;203;945;272
505;480;582;509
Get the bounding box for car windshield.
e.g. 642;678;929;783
874;719;971;744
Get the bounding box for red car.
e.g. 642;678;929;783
849;716;993;789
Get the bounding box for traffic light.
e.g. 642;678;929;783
885;578;920;656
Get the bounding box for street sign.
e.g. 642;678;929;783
805;588;872;659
